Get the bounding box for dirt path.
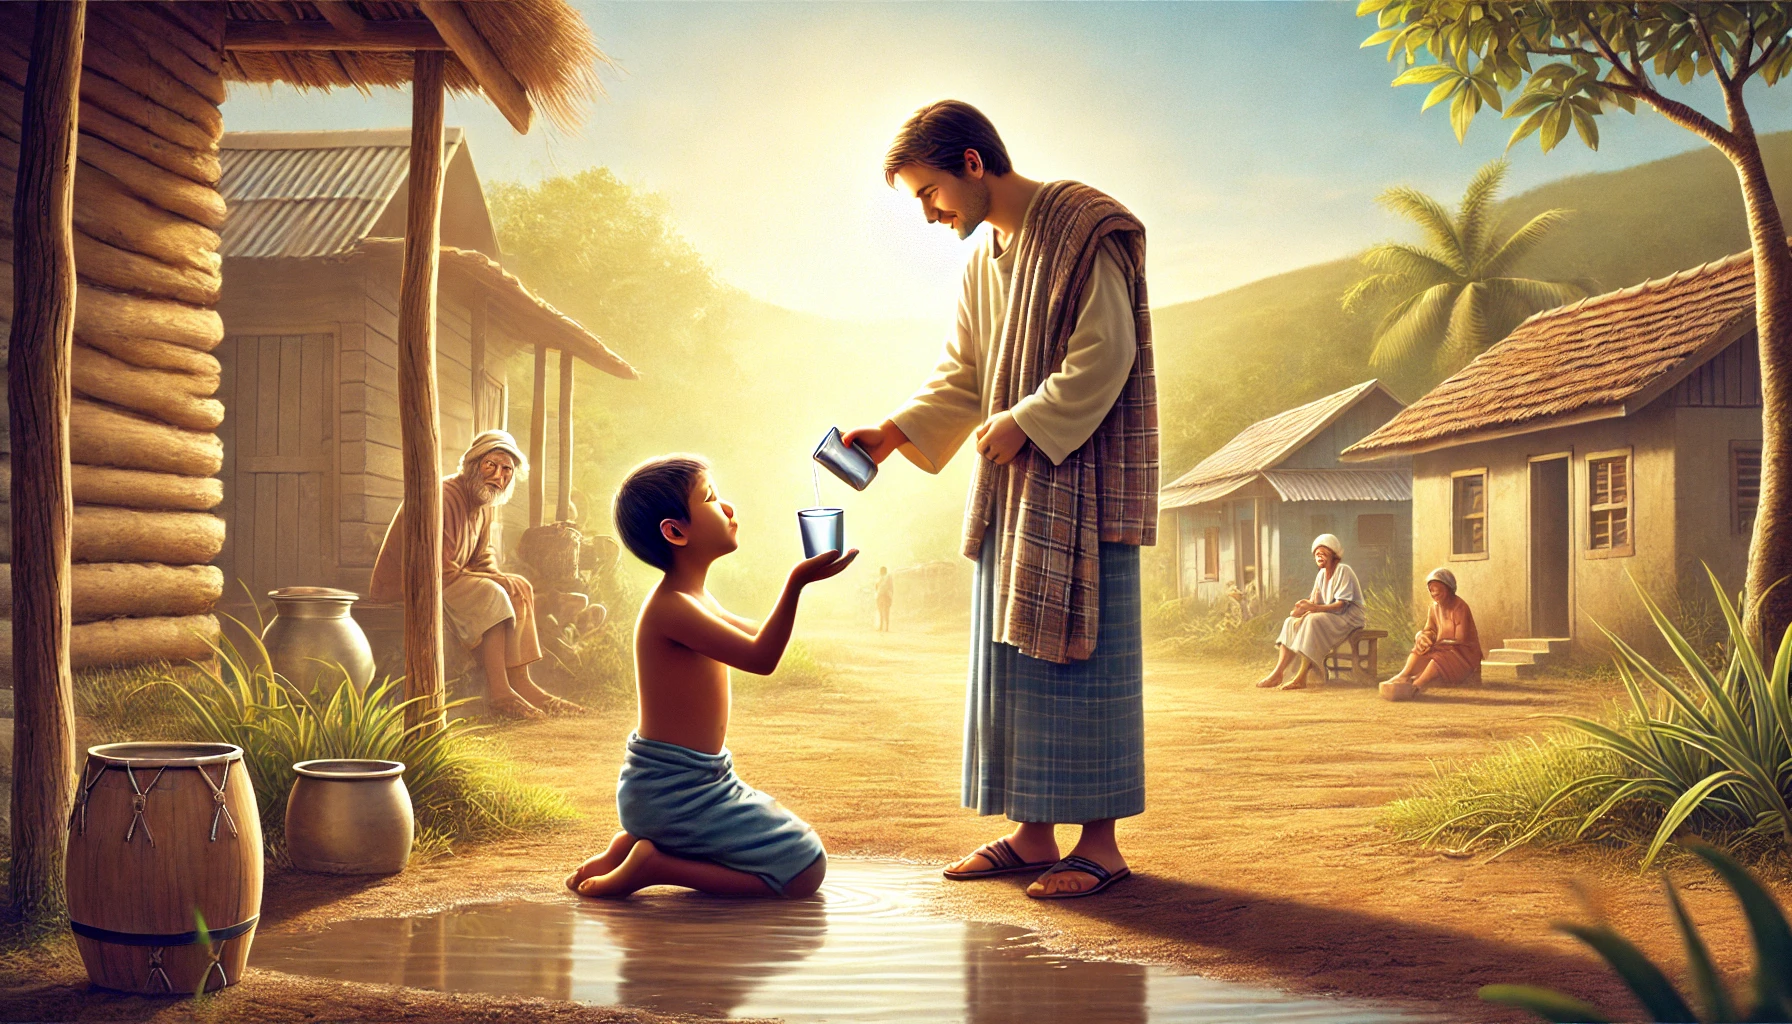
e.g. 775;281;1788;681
7;618;1768;1022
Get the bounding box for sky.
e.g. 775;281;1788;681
220;1;1792;323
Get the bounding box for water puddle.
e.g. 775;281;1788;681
253;860;1436;1022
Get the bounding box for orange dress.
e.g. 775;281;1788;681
1412;596;1481;684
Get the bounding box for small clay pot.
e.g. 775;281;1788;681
284;759;412;874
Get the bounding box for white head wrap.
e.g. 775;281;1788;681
1311;533;1343;560
1426;567;1458;593
458;430;528;505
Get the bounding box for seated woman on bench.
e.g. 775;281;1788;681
1379;568;1482;701
1253;534;1364;691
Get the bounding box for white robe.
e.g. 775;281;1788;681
1276;564;1367;667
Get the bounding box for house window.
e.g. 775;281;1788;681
1451;470;1488;558
1309;514;1334;540
1357;513;1396;567
1734;443;1761;536
1588;450;1634;557
1202;528;1220;582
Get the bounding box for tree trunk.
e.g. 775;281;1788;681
8;0;84;930
529;343;546;527
1719;105;1792;656
398;50;446;735
556;349;572;522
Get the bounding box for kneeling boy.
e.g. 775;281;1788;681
567;455;855;899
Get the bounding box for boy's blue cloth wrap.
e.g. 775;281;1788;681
616;732;825;895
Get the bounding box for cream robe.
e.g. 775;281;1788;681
890;193;1139;471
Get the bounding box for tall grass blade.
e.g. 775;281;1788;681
1553;923;1696;1022
1478;984;1614;1023
1685;843;1792;1020
1642;771;1746;868
1663;874;1735;1024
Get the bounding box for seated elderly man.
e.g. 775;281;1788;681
370;429;584;719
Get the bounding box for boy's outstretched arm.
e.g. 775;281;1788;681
659;549;857;675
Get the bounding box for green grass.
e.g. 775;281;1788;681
1149;595;1281;658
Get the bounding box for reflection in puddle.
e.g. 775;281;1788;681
254;861;1435;1022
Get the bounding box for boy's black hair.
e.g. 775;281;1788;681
614;454;710;572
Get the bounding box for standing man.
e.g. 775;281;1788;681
370;429;586;720
845;100;1157;899
875;566;894;632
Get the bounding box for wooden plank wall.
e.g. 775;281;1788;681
0;2;226;670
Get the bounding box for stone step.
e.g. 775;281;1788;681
1488;648;1543;665
1505;638;1572;657
1482;660;1536;682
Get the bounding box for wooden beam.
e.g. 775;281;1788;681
556;349;572;522
397;50;446;735
10;0;84;928
528;344;546;528
417;1;532;134
223;20;446;52
468;292;486;432
313;2;368;38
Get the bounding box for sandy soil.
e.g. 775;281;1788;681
4;617;1771;1023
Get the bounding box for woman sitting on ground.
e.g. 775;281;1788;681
1252;534;1365;691
1379;568;1481;701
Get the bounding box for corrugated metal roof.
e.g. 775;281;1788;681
218;130;462;259
1263;469;1411;503
1158;474;1256;511
1346;248;1761;458
1162;380;1397;492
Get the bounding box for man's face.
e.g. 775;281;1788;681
895;155;991;240
474;452;517;504
673;470;739;558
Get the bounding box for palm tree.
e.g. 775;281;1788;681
1343;159;1587;372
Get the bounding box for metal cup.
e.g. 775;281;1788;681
813;427;877;491
798;508;845;557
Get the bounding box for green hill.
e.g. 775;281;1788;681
1153;131;1792;476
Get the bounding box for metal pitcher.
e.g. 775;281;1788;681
261;587;376;693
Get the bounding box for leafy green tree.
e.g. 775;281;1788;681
1358;2;1792;649
1343;159;1585;373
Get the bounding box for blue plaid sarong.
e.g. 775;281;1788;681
617;733;826;896
964;535;1145;823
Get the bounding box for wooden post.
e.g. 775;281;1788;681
9;0;85;928
397;50;446;734
468;293;486;431
556;349;573;522
528;344;546;527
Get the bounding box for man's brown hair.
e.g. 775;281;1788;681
884;100;1012;185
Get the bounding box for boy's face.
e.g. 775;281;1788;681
667;470;738;562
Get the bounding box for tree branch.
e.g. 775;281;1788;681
1690;10;1734;87
1576;11;1736;149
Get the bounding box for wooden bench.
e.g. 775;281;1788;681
1325;629;1387;684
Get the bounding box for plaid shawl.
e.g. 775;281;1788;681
963;181;1158;665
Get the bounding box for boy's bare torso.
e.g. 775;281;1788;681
634;582;755;754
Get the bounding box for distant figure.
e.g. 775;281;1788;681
566;454;855;899
1252;534;1365;691
370;430;584;720
875;566;894;632
1380;568;1482;701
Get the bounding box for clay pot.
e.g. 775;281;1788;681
66;742;263;995
284;759;413;875
261;587;375;693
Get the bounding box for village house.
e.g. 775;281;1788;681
1159;380;1412;607
1344;250;1764;672
213;128;635;603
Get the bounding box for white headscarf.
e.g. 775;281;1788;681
458;429;528;505
1311;533;1343;561
1426;567;1458;593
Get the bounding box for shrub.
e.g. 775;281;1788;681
146;627;575;859
1152;595;1280;657
1363;582;1424;643
1383;571;1792;867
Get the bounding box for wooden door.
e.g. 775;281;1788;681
1529;456;1571;638
215;333;335;604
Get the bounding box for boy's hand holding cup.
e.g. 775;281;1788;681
791;548;858;587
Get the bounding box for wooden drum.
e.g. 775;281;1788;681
65;742;263;994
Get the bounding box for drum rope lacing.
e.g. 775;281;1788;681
145;947;173;994
70;761;104;836
122;765;168;845
196;761;238;842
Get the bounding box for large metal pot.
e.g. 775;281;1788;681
261;587;375;693
284;759;413;875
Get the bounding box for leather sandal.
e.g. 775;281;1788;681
1027;854;1131;899
942;837;1058;880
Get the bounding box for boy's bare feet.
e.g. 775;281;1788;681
575;840;776;899
946;824;1057;876
567;831;639;891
